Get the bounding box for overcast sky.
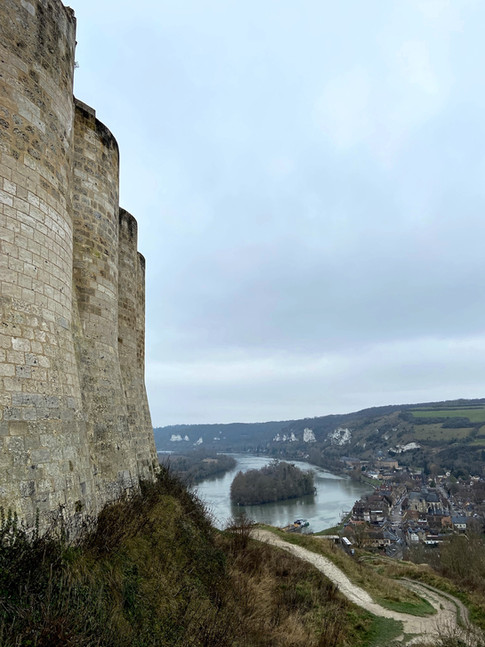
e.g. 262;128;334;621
70;0;485;426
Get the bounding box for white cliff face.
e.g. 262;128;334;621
329;428;352;446
391;442;421;453
303;428;316;443
273;432;298;442
170;434;190;442
194;437;203;445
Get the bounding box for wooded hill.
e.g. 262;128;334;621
230;461;315;505
154;420;291;452
155;398;485;478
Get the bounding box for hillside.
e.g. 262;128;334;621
4;466;485;646
154;420;292;452
0;466;415;647
155;398;485;477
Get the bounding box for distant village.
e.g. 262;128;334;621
162;419;485;560
334;455;485;558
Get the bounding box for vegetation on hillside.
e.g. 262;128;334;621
154;420;290;452
2;464;485;646
0;467;386;647
261;526;485;647
0;470;228;647
261;527;436;618
230;460;315;505
406;532;485;632
160;450;236;483
154;399;485;479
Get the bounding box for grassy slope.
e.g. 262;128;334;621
0;469;395;647
410;408;485;422
0;470;231;647
260;527;435;617
3;469;484;646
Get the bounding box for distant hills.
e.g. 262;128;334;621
154;420;290;453
154;398;485;477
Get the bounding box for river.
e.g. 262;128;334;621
193;454;372;532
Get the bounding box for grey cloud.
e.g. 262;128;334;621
71;0;485;425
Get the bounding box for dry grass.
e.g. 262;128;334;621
261;528;435;616
0;471;232;647
0;471;383;647
221;535;369;647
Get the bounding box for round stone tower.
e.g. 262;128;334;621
71;100;139;502
0;0;95;526
118;210;157;479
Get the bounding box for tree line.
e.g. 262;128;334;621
161;450;236;484
230;460;315;505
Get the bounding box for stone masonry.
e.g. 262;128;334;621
0;0;157;530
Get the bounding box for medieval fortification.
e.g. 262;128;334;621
0;0;158;530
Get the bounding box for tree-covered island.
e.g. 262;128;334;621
230;460;315;505
160;450;236;483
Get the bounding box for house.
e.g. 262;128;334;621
366;530;392;549
406;527;425;544
451;515;467;532
404;488;444;515
377;460;399;470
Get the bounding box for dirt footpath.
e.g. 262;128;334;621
252;528;479;646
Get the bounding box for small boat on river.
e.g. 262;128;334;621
281;519;310;533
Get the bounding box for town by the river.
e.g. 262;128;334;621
193;454;372;531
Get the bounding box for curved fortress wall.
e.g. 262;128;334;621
118;212;156;479
135;253;157;474
0;0;157;529
72;101;141;502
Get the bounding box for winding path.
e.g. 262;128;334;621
252;528;479;645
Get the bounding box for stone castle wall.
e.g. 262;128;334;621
0;0;157;530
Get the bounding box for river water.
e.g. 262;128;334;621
193;454;372;532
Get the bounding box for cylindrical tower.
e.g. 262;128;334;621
136;252;157;473
118;211;156;479
72;99;138;502
0;0;96;527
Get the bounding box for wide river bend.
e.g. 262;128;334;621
193;454;373;532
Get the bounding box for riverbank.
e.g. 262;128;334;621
193;453;373;532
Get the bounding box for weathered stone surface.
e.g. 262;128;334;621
0;0;157;531
118;211;157;479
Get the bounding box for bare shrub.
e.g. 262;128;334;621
225;512;256;553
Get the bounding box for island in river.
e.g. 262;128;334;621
230;460;315;505
159;450;236;483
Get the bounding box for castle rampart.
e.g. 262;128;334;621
118;212;156;479
0;0;157;530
